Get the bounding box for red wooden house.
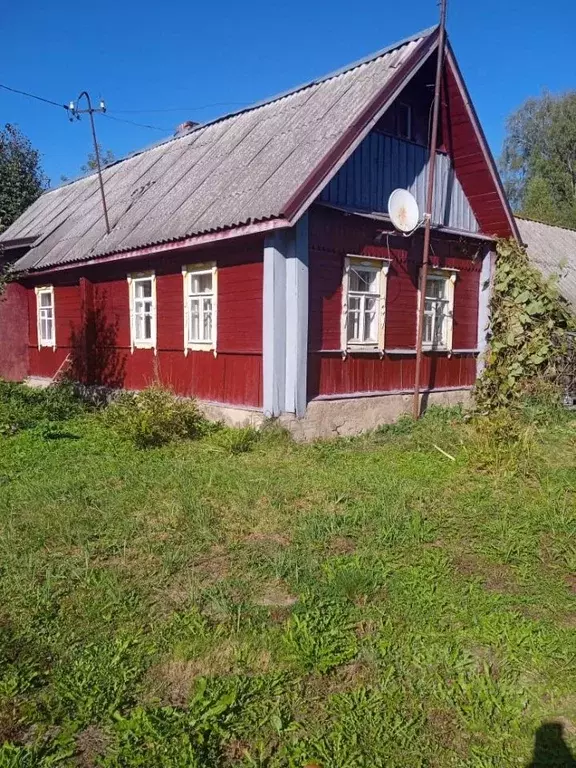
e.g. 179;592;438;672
0;26;518;437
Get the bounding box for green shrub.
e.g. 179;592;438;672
0;380;85;435
211;425;259;455
102;387;210;448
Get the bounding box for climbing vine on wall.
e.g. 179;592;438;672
474;238;574;410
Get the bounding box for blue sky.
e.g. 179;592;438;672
3;0;575;186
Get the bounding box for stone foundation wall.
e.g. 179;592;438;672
280;388;472;440
24;379;472;439
199;401;265;428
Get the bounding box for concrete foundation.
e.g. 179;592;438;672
199;401;266;428
280;388;472;440
22;379;471;439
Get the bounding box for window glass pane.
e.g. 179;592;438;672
423;314;433;344
40;292;52;307
190;272;212;294
201;297;213;342
349;268;378;294
433;314;444;345
135;279;152;299
144;315;152;340
363;296;378;342
135;312;144;340
347;296;361;341
190;298;200;341
426;277;446;299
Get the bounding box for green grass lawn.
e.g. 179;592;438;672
0;404;575;766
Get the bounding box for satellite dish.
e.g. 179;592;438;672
388;189;420;233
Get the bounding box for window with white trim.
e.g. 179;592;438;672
35;286;55;348
342;256;389;350
421;271;456;350
128;273;156;349
183;262;217;351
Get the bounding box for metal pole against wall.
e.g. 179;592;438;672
413;0;448;419
69;92;111;235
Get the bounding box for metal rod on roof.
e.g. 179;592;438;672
412;0;448;419
69;92;111;235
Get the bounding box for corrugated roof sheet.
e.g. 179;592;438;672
516;216;576;310
2;27;435;272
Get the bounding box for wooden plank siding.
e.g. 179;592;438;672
24;238;264;407
307;205;481;399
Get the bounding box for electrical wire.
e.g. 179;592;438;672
0;83;170;132
111;102;247;114
101;113;168;132
0;83;69;111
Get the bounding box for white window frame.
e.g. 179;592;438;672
341;256;390;352
418;268;457;352
35;285;56;350
128;272;157;352
182;262;217;354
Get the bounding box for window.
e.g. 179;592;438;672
421;271;456;350
396;102;412;140
35;286;55;348
128;273;156;349
342;257;389;350
182;263;217;352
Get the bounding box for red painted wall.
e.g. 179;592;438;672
308;205;481;398
25;238;264;407
442;58;513;239
0;282;29;381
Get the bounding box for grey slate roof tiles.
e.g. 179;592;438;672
516;216;576;311
1;29;433;272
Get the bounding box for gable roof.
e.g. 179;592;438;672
2;25;516;274
516;216;576;311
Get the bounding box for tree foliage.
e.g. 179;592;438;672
0;123;47;234
500;91;576;228
60;145;116;183
474;238;574;410
80;145;116;173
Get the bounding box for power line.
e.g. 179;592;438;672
112;102;247;114
0;83;69;112
102;113;168;132
0;82;169;132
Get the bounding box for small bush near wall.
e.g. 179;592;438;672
0;380;86;435
101;386;212;449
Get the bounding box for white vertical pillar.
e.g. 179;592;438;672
285;214;308;417
476;247;494;377
263;231;287;417
263;215;309;418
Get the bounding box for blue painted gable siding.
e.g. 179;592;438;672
320;132;479;233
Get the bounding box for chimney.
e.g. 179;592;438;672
174;120;199;137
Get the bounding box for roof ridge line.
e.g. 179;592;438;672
515;213;576;234
38;25;438;197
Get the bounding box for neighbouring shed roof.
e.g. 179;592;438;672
516;216;576;311
2;27;437;273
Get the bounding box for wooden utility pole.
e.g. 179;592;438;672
413;0;448;418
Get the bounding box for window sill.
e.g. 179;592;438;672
132;343;156;350
186;343;216;352
345;346;382;354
